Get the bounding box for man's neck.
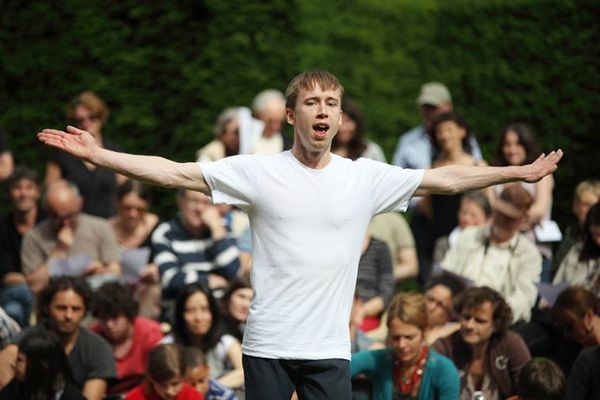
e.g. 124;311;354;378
490;226;517;245
12;207;38;232
444;146;466;161
470;339;489;359
60;328;80;355
291;144;332;170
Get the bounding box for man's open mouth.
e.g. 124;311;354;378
313;123;329;137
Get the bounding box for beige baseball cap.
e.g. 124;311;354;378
416;82;452;106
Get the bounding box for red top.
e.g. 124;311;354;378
125;383;204;400
91;316;164;393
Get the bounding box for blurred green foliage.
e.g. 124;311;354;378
1;0;598;226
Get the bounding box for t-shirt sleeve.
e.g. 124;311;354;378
141;318;164;349
82;331;117;380
200;155;260;209
360;159;424;215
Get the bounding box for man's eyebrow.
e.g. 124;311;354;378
303;96;319;102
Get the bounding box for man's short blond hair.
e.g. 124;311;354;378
285;70;344;109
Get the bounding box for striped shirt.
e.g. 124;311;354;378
151;215;240;297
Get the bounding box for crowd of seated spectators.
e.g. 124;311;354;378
0;82;597;400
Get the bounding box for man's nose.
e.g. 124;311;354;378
316;102;327;116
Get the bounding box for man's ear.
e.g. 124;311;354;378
286;108;295;126
585;308;594;326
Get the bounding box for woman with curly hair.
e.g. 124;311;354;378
433;286;531;400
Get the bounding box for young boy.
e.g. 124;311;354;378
184;348;236;400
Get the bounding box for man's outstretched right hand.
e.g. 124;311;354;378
38;125;97;162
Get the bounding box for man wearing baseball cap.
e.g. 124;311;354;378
392;82;482;170
440;184;543;323
393;82;484;284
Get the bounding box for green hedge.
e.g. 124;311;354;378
1;0;598;225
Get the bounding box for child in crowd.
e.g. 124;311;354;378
432;191;491;265
184;348;237;400
126;344;203;400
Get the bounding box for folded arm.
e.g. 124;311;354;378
415;151;563;197
38;126;210;194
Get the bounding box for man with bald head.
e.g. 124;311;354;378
21;180;121;293
239;89;291;155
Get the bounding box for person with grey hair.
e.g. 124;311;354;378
196;108;240;162
238;88;291;155
20;179;121;293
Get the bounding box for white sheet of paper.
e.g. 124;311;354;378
238;107;265;155
48;254;92;277
534;220;563;242
121;247;151;284
536;282;570;307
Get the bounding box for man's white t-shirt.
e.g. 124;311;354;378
201;151;423;360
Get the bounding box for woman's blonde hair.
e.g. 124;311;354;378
67;91;110;123
386;293;429;331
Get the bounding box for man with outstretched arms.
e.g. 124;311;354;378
38;70;562;399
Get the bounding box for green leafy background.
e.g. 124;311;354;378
1;0;598;226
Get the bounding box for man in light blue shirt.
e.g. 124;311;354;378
392;82;482;169
392;82;483;284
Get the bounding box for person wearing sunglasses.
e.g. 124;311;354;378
45;91;126;219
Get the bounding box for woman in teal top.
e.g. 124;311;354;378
352;293;459;400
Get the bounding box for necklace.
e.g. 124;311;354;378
393;346;429;396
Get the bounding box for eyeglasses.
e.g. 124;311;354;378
74;115;100;125
121;204;148;213
425;295;451;313
49;210;79;222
